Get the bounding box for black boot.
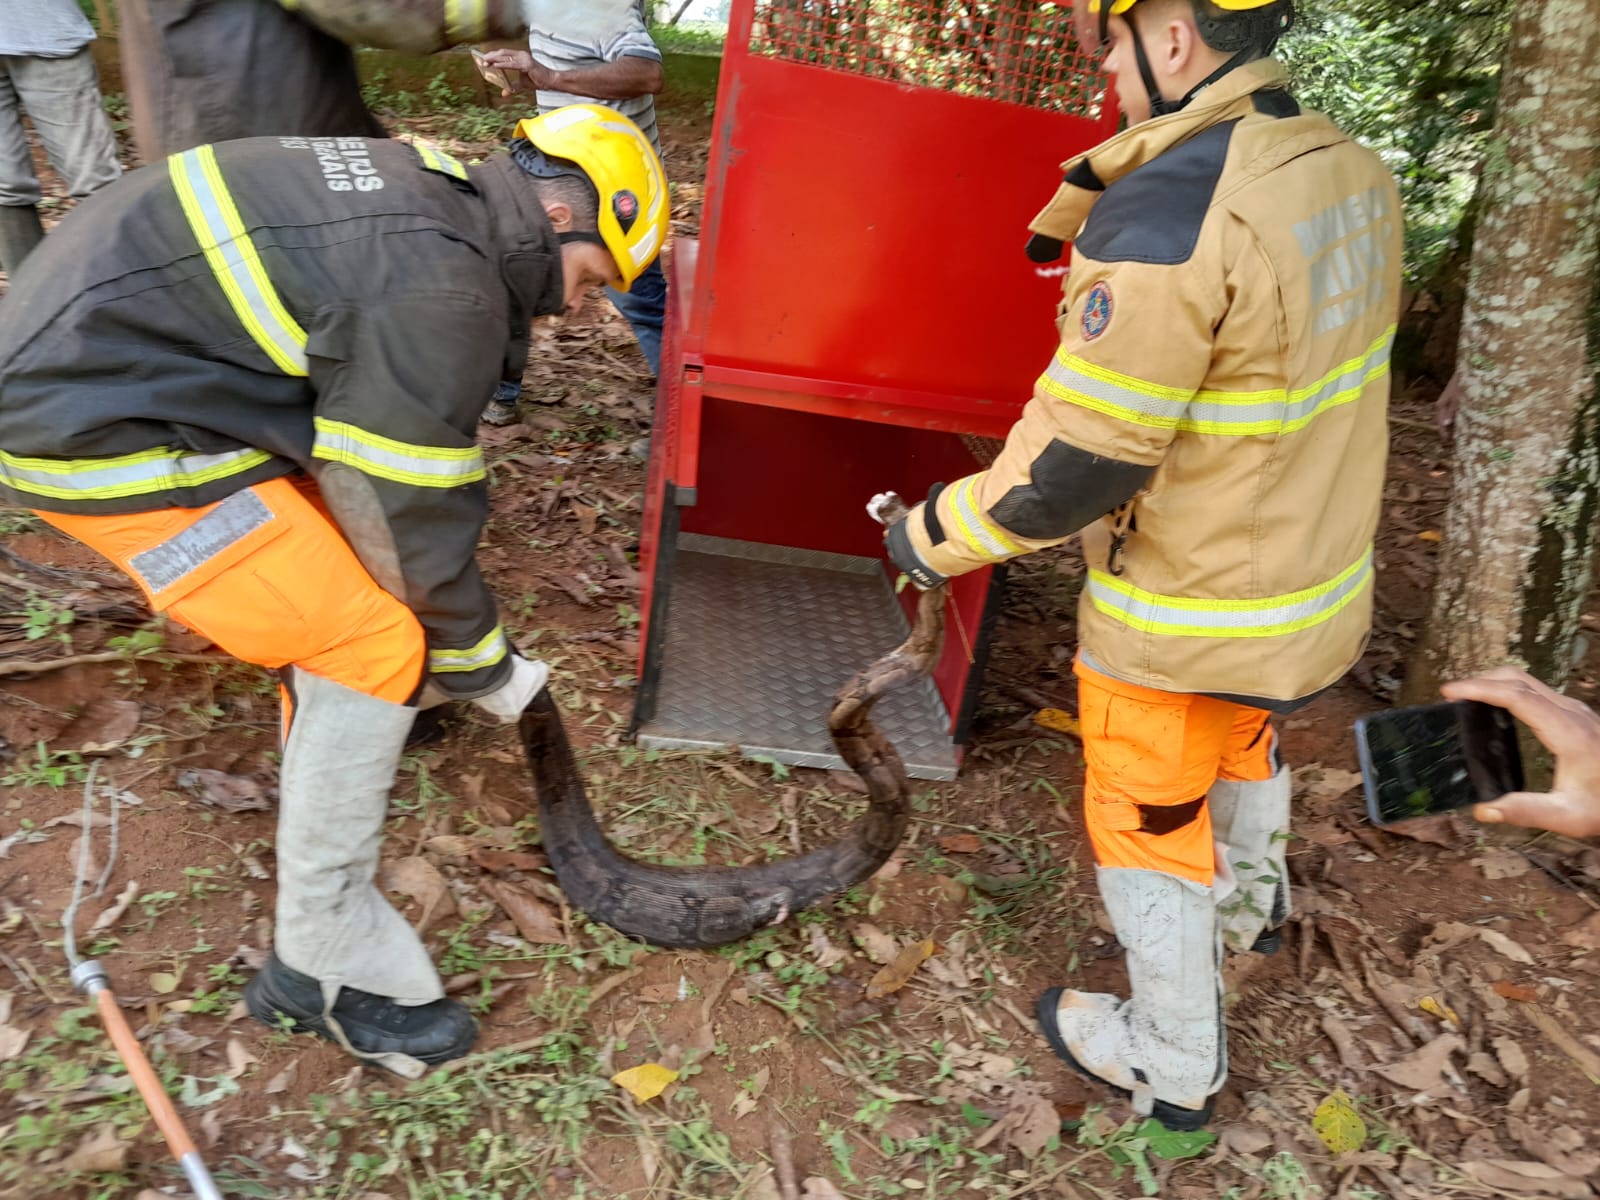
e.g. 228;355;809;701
246;953;477;1067
0;205;45;275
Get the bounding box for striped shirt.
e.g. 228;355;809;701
0;0;97;57
527;0;662;154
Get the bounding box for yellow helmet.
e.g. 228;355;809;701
510;104;668;292
1089;0;1294;47
1089;0;1294;116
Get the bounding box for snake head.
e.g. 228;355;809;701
749;890;794;928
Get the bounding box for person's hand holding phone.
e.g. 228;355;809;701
1442;666;1600;839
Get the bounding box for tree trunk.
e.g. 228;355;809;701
668;0;696;26
1408;0;1600;699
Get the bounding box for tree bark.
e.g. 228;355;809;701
1408;0;1600;700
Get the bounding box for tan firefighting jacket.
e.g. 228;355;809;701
900;61;1402;705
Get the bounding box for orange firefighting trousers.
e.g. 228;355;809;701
1075;660;1275;886
38;477;424;706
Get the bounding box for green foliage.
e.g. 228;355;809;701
1;741;89;788
650;23;728;56
1283;0;1512;282
1072;1113;1218;1196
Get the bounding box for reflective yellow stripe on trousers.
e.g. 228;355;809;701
1086;547;1374;638
168;145;309;376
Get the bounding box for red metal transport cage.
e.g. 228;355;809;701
632;0;1117;778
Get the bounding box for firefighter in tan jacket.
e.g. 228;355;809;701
877;0;1401;1129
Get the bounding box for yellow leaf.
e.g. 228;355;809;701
865;938;936;1000
1034;709;1082;738
1417;530;1442;543
149;972;180;995
1312;1089;1367;1155
1419;995;1461;1028
611;1062;680;1103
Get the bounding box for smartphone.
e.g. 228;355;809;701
470;48;518;93
1354;700;1524;826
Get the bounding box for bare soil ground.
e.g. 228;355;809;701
2;66;1599;1200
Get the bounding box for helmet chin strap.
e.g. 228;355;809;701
1122;5;1263;118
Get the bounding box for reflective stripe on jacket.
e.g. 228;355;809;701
0;137;563;696
902;62;1402;705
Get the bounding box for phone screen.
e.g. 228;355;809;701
1355;700;1524;826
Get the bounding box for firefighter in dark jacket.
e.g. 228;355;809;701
0;104;669;1072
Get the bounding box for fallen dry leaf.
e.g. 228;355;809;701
1313;1089;1367;1154
1034;708;1082;738
0;1018;29;1062
1295;765;1364;802
264;1061;297;1095
1418;995;1462;1028
745;1168;782;1200
422;834;481;858
89;878;140;934
1522;1005;1600;1084
938;833;982;854
60;698;141;754
483;879;567;944
149;971;180;995
731;1065;771;1119
807;926;849;971
43;810;112;829
176;768;273;812
1493;980;1538;1003
1466;1051;1509;1087
1478;927;1536;964
1559;911;1600;952
801;1180;847;1200
199;1108;223;1149
471;847;549;874
1461;1160;1591;1198
1493;1036;1530;1080
865;939;936;1000
1508;1119;1600;1178
1219;1125;1274;1156
136;1191;180;1200
1473;847;1531;880
1003;1094;1061;1160
611;1062;678;1102
61;1124;130;1174
1424;921;1534;965
1382;814;1462;848
851;922;900;966
1371;1031;1463;1096
225;1037;258;1080
379;857;455;930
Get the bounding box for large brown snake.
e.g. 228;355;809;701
519;533;947;948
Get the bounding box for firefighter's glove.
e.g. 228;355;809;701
869;488;948;592
470;654;551;724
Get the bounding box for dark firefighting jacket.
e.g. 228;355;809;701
0;137;564;698
118;0;388;162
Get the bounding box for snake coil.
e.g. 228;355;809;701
521;582;946;948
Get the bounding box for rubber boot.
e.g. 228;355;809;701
0;204;45;275
1209;764;1291;954
246;670;476;1075
1037;867;1224;1129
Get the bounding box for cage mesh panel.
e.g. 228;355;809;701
749;0;1106;117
